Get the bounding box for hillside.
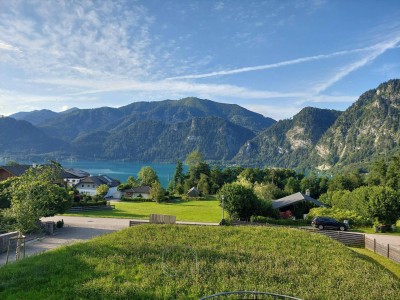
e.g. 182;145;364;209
72;116;255;162
9;109;58;126
234;107;342;168
0;117;71;155
39;97;275;142
0;225;398;299
310;79;400;170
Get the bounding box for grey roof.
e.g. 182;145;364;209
76;175;120;188
122;186;151;194
187;187;200;197
272;192;326;209
0;165;32;176
63;168;90;178
132;186;151;194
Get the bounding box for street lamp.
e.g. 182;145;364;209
221;195;225;221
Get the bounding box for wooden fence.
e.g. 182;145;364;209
231;221;365;248
149;214;176;224
365;237;400;264
299;227;365;247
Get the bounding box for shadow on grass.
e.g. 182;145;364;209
350;248;400;280
66;210;148;219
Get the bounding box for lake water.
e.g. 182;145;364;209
0;158;185;188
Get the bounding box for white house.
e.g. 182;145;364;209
121;186;151;199
75;175;121;198
62;168;90;187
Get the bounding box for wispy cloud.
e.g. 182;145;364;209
166;46;375;80
31;77;304;100
312;35;400;94
0;41;21;52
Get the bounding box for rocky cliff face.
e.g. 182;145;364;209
234;107;341;168
310;79;400;170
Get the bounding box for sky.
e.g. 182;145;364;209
0;0;400;120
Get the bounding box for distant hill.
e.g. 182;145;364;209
10;109;59;126
234;107;342;168
0;117;71;155
72;116;255;162
3;82;400;169
38;97;275;142
309;79;400;170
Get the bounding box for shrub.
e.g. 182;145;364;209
250;216;310;226
72;201;107;207
56;219;64;228
306;207;371;227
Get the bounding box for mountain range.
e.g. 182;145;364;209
2;79;400;171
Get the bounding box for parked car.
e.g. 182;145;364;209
311;216;348;231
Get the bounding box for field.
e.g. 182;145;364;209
66;200;221;223
0;225;399;299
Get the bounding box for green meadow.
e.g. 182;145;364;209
66;200;221;223
0;225;399;299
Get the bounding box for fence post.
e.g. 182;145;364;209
387;244;390;258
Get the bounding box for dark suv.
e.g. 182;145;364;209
312;216;348;231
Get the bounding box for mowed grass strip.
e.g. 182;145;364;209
1;226;399;300
66;200;221;223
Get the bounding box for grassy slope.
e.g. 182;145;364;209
351;248;400;279
66;200;221;223
0;226;399;300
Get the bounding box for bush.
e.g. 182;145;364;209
56;219;64;228
121;196;153;202
306;207;371;227
72;201;107;207
250;216;310;226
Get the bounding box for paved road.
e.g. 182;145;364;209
0;216;218;266
364;233;400;250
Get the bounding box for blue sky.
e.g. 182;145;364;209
0;0;399;120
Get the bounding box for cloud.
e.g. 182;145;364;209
71;66;98;75
165;46;374;80
31;77;305;101
0;41;21;52
242;104;302;120
311;35;400;94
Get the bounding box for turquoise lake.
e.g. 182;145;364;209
0;159;185;188
60;161;187;188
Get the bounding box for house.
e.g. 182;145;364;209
0;165;32;181
61;168;90;187
187;187;200;197
121;186;151;199
272;191;326;219
75;175;121;198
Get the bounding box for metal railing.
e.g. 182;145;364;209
200;291;302;300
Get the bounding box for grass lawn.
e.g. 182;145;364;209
351;247;400;279
0;225;399;299
66;200;221;223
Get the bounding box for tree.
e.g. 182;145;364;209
0;177;17;209
367;158;387;186
138;166;159;186
218;183;260;220
151;181;165;203
386;155;400;190
96;184;109;198
127;176;139;188
185;150;204;167
197;173;210;195
2;164;73;260
367;186;400;225
253;182;281;201
284;177;300;195
171;160;185;194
